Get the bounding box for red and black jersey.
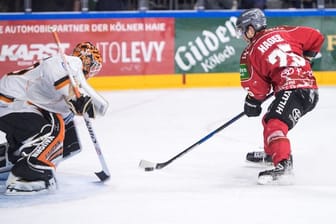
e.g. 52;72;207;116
239;26;324;101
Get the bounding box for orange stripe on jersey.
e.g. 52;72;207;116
37;113;65;168
54;76;70;90
0;93;14;103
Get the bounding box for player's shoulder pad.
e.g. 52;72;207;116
64;55;82;73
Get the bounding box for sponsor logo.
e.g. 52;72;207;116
289;108;301;126
175;17;238;72
0;43;70;65
96;41;165;64
275;90;292;115
240;64;249;80
31;136;55;158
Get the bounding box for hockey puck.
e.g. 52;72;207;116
144;167;154;172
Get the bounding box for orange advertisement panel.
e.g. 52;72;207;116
0;18;175;76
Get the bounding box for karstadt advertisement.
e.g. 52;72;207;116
0;18;175;76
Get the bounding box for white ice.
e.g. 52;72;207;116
1;87;336;224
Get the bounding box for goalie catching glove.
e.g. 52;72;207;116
68;95;95;118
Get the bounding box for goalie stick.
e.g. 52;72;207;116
139;93;273;171
50;28;110;181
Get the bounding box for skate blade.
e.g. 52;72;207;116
245;160;274;168
5;187;55;196
257;173;294;185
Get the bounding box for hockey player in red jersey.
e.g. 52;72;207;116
0;42;108;194
235;8;324;184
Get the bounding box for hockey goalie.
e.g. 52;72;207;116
0;42;108;195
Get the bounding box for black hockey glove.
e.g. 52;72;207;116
68;95;95;118
244;95;262;117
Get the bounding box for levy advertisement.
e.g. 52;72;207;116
0;18;175;76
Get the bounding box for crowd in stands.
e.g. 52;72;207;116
0;0;334;12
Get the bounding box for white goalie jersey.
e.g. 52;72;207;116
0;54;108;118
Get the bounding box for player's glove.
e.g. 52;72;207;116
244;95;262;117
303;51;318;66
68;95;95;118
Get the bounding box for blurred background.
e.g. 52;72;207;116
1;0;335;90
0;0;335;12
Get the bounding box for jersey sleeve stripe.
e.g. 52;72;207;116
0;93;14;103
54;76;70;90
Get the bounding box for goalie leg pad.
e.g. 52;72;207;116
0;142;13;180
5;112;65;195
19;112;65;167
0;112;51;164
62;120;81;160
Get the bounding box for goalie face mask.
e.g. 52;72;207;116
72;42;103;78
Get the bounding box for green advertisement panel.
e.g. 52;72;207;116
175;16;336;73
319;16;336;69
175;17;242;74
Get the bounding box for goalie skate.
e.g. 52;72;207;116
257;156;293;185
5;172;57;196
246;151;273;166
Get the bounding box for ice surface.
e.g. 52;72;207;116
1;87;335;224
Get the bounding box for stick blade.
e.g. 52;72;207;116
95;171;110;182
139;159;157;171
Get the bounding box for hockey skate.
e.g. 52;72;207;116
5;172;57;195
257;155;293;185
5;158;57;195
246;151;273;166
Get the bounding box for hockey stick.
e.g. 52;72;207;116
139;93;273;171
50;28;110;181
